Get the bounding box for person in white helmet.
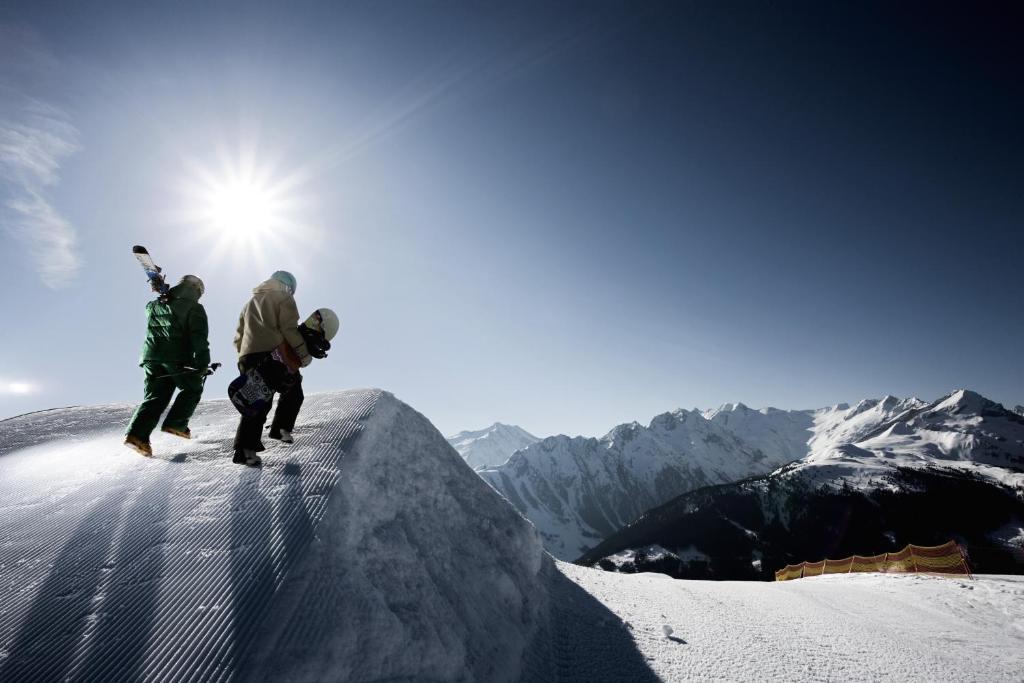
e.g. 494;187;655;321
266;307;340;444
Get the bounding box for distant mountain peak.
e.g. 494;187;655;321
714;401;750;414
648;411;679;430
929;388;997;416
446;422;540;470
849;398;880;416
607;421;644;441
647;408;710;431
948;387;982;401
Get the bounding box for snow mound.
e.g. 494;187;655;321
0;391;579;682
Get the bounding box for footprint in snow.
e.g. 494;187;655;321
662;624;687;644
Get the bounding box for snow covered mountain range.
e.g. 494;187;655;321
446;422;539;470
479;403;818;560
579;390;1024;579
481;390;1024;561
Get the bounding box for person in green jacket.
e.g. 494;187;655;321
125;275;211;456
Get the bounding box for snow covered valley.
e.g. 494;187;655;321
1;390;1022;681
562;563;1024;681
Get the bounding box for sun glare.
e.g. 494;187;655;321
177;144;317;270
209;179;276;236
5;382;34;395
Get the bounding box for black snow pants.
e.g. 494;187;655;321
233;352;304;453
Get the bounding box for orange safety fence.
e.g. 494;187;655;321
774;540;972;581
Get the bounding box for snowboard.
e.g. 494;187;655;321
228;347;299;417
132;245;170;300
228;366;274;417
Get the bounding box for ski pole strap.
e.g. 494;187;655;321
152;363;221;379
152;369;194;379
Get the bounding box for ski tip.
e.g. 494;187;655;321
132;245;148;254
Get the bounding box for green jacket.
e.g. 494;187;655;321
140;282;211;369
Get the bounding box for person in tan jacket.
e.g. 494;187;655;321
232;270;311;465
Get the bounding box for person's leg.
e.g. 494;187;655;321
126;364;176;442
234;403;272;452
232;353;273;458
270;373;303;435
162;370;205;433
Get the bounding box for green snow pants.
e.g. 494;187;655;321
126;362;205;441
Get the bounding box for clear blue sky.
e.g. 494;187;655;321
1;2;1021;437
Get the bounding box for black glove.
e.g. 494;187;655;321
299;325;331;359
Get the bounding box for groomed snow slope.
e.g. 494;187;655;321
0;390;658;682
562;563;1024;681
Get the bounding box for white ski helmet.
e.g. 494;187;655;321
305;308;339;341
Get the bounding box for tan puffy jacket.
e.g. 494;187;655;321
234;279;311;367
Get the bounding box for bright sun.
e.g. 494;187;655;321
177;145;314;268
208;179;277;236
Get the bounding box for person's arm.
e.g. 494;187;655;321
189;304;211;369
276;341;303;372
279;295;311;367
233;308;245;355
